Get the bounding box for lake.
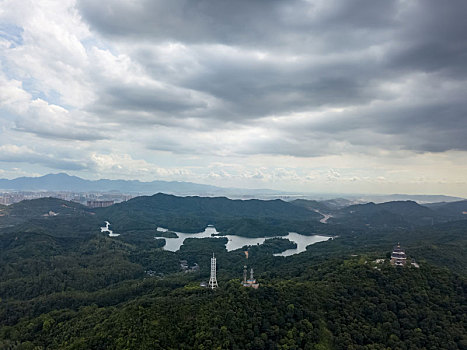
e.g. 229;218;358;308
156;226;331;256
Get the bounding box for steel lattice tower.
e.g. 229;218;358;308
208;253;218;289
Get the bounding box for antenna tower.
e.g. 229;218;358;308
208;253;218;289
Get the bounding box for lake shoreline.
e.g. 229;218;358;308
155;226;334;256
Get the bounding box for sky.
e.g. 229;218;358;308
0;0;467;196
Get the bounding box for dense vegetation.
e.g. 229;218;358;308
0;196;466;349
94;193;324;236
1;258;465;349
294;198;467;229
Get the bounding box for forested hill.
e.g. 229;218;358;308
425;200;467;218
94;193;323;235
5;197;88;217
105;193;318;219
95;194;467;235
329;200;438;227
2;195;467;234
319;200;467;228
0;195;466;348
0;197;92;228
2;195;467;236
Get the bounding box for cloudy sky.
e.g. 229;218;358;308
1;0;467;196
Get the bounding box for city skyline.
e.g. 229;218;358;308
1;1;467;196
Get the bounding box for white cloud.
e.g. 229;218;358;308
0;73;31;114
89;152;192;180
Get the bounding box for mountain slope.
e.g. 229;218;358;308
427;200;467;219
290;199;332;213
95;193;323;235
331;200;444;227
0;197;92;228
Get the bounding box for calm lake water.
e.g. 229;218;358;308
156;226;331;256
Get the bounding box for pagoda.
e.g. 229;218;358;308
390;243;407;266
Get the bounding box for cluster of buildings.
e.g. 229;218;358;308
0;191;133;206
0;192;51;205
144;270;163;277
87;200;115;208
180;260;200;273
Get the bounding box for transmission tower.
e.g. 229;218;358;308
208;253;218;289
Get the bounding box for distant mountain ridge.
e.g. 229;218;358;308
351;193;465;204
0;173;223;194
0;173;464;203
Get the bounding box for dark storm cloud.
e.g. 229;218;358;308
95;85;207;114
369;103;467;153
182;63;386;119
77;0;467;155
77;0;396;48
263;99;467;156
387;0;467;77
132;45;389;121
78;0;296;46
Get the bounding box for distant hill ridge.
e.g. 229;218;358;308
0;173;223;194
329;200;467;227
0;174;464;204
2;194;467;236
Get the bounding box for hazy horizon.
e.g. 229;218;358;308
0;172;466;200
1;1;467;196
